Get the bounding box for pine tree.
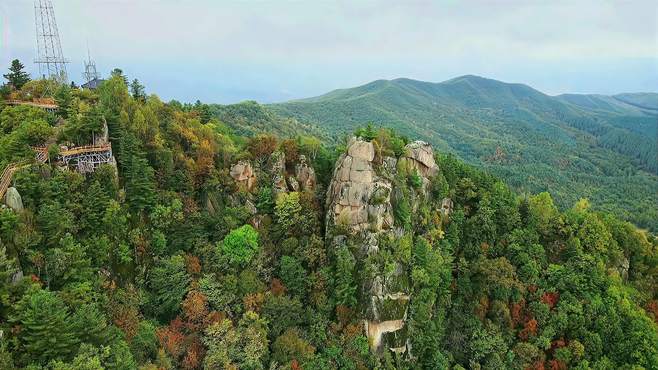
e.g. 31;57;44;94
81;180;110;235
334;246;357;307
11;288;78;366
3;59;30;89
119;131;156;214
72;303;116;347
130;79;145;102
54;84;73;118
0;246;17;314
148;255;190;321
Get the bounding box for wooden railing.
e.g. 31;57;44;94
5;100;58;109
0;147;52;202
58;143;112;156
32;143;112;158
0;161;29;201
1;144;113;203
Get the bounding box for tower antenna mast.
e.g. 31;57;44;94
83;42;100;83
34;0;68;82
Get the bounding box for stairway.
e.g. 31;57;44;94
0;148;50;202
0;162;25;201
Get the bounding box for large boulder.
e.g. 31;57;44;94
4;187;23;212
400;141;439;178
295;155;316;191
230;161;256;191
347;137;375;161
326;139;391;233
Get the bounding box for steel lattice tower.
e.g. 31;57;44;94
83;49;100;83
34;0;68;82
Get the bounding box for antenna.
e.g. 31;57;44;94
83;42;100;83
34;0;68;82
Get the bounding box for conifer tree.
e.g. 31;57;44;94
119;131;156;214
54;84;72;118
3;59;30;89
130;79;145;102
334;246;357;307
11;288;78;366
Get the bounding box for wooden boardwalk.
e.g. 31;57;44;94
5;100;58;113
0;161;31;201
1;143;114;202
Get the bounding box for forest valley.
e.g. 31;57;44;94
0;60;657;370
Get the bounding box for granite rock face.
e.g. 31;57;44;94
440;197;454;218
325;137;440;355
230;151;317;196
326;138;394;236
295;155;316;191
225;151;317;230
399;141;439;178
5;187;23;212
229;161;256;191
270;151;288;194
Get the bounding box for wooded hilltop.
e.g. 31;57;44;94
0;62;657;369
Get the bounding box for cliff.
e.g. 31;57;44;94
325;137;442;354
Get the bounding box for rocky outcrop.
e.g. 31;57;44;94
270;151;288;194
325;137;440;355
440;197;453;218
4;187;23;212
230;151;317;197
326;138;393;237
230;161;256;191
398;141;438;178
295;155;316;191
286;176;300;192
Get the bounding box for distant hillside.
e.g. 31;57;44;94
208;100;327;140
613;93;658;111
270;75;658;230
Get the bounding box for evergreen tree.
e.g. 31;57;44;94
278;255;307;297
119;131;156;214
81;180;110;236
72;303;116;347
54;84;73;118
0;246;17;314
3;59;30;89
130;78;145;102
10;288;78;366
334;246;357;308
147;254;190;321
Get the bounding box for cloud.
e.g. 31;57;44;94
1;0;656;102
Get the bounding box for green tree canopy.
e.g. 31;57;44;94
3;59;30;89
220;224;260;267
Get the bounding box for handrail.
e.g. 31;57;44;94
1;144;113;202
5;99;58;108
32;143;111;157
0;160;30;201
59;144;111;156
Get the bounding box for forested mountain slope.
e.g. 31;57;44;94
270;76;658;231
207;100;327;141
1;72;658;369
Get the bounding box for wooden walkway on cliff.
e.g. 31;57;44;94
34;143;115;173
0;143;115;201
5;99;58;113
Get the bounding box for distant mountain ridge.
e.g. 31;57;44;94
268;75;658;230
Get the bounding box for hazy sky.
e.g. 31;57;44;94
1;0;656;103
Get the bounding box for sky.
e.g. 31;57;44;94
1;0;656;103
